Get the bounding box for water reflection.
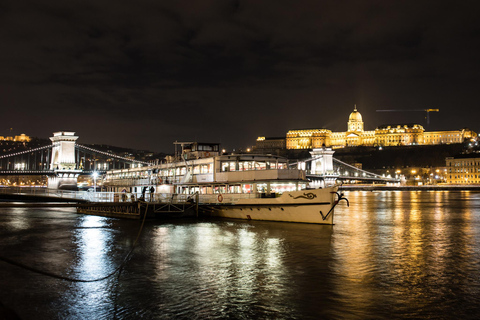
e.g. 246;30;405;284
61;215;117;319
142;221;333;318
3;207;31;231
333;191;480;318
73;215;112;280
2;191;480;319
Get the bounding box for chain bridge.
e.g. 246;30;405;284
293;147;400;187
0;131;149;189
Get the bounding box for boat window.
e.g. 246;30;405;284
190;187;199;194
270;182;297;193
222;162;229;172
229;161;236;171
255;162;266;170
256;183;267;192
242;184;252;193
215;185;227;193
228;185;241;193
193;166;200;174
197;144;216;151
243;161;253;170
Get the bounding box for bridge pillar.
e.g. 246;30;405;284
310;147;335;175
47;132;82;190
309;147;336;187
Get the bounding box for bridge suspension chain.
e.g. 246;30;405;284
332;158;395;180
290;155;384;178
76;144;150;165
290;154;399;181
0;143;56;159
333;158;400;182
289;155;325;167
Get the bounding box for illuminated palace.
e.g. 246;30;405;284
0;133;31;142
258;106;476;150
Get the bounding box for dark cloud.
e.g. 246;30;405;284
1;0;480;152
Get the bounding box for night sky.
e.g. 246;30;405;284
1;1;479;152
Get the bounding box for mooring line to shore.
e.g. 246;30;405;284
112;202;148;320
0;201;149;283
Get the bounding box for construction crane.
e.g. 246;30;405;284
376;109;439;125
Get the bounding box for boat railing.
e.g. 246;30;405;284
105;176;188;186
150;193;194;203
103;178;152;186
197;193;259;204
85;192;268;204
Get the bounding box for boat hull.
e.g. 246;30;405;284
200;187;339;224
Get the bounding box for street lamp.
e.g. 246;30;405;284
92;171;98;192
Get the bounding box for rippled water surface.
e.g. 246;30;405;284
2;191;480;319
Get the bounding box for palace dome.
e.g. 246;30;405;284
349;106;363;122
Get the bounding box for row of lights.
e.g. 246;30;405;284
0;143;56;159
77;144;149;165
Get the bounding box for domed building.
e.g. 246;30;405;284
347;105;363;132
275;106;477;149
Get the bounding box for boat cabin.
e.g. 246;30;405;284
103;143;307;196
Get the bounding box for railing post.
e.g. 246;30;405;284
195;192;199;218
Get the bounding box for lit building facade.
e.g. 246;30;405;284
0;133;31;142
282;106;476;149
255;137;286;151
446;154;480;184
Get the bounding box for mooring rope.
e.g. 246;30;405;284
0;201;149;283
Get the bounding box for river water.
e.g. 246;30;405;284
1;190;480;319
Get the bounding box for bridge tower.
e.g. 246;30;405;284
48;131;82;190
309;147;337;187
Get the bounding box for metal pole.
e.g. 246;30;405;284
46;149;50;170
196;192;199;218
76;147;79;169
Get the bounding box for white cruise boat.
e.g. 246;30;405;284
103;142;347;224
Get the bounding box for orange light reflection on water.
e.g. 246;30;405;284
331;190;480;317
